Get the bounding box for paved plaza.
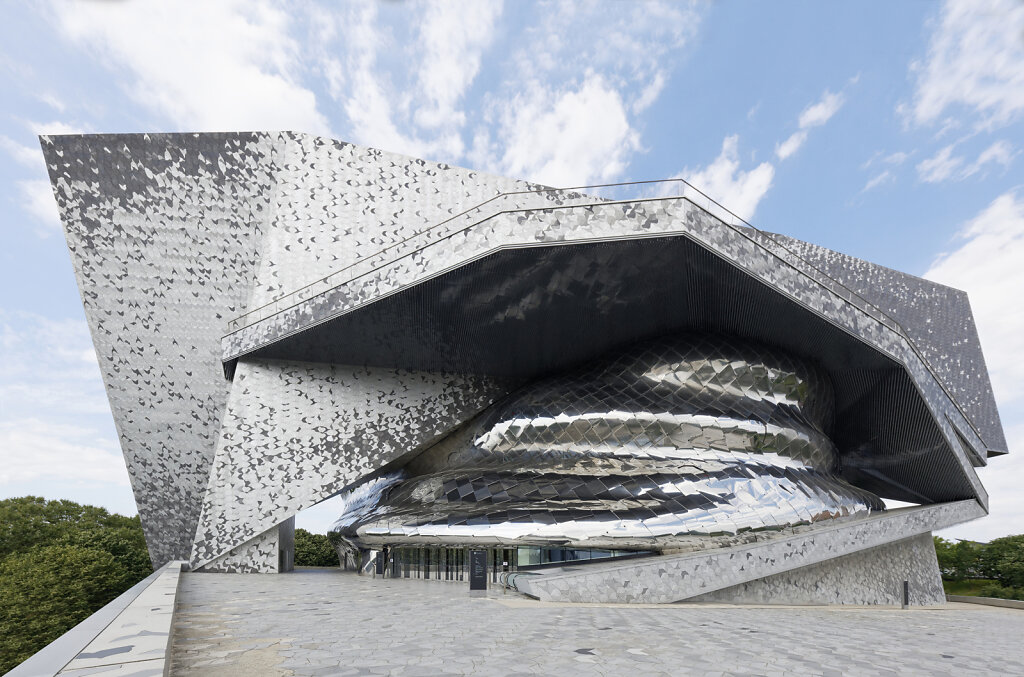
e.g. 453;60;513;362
169;568;1024;676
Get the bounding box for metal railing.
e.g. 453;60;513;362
226;185;596;331
221;176;986;446
225;177;901;335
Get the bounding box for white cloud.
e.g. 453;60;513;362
41;0;699;180
322;0;701;179
916;145;964;183
924;190;1024;405
321;2;501;161
926;191;1024;541
36;92;65;112
861;170;894;193
680;135;775;221
460;2;703;185
509;1;699;91
26;120;86;136
17;179;61;235
489;74;640;187
0;311;109;419
775;89;845;160
632;70;667;114
798;90;844;128
0;311;126;488
883;151;909;166
861;151;910;170
6;121;90;237
917;141;1015;183
337;5;429;158
905;0;1024;130
415;1;503;130
0;135;40;167
963;140;1015;177
775;131;808;161
939;421;1024;542
0;420;128;486
2;121;87;171
51;0;329;133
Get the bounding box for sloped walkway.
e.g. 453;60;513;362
169;568;1024;677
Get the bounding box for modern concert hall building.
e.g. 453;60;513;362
44;131;1006;604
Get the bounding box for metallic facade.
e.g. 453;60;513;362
511;500;982;604
43;131;1005;603
335;334;884;550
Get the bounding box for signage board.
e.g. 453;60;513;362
469;550;487;590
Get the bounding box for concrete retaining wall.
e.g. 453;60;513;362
8;560;184;677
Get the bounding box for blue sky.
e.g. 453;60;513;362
1;0;1022;540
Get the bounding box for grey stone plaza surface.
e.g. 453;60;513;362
169;569;1024;676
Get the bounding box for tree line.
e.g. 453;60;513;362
0;497;347;673
934;534;1024;600
0;496;154;673
294;527;340;567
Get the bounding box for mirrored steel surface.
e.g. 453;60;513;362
335;334;884;550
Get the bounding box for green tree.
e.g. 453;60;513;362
0;545;134;673
933;536;984;581
0;497;153;674
0;496;114;559
294;528;340;567
982;535;1024;588
934;536;956;578
954;540;984;580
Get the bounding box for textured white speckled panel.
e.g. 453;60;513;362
687;533;945;606
191;359;509;568
46;131;1004;584
43;133;276;566
249;132;535;308
43;131;534;568
198;525;280;574
770;232;1006;457
513;500;983;604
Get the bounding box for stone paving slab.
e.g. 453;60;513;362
169;568;1024;676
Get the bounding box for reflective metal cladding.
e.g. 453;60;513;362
45;132;1002;592
335;334;884;550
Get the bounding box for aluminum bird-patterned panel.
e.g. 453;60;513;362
46;132;1004;580
226;203;990;509
334;334;884;550
44;131;537;567
42;132;276;565
189;359;511;569
768;231;1006;457
245;132;549;310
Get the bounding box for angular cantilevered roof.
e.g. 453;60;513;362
44;132;1004;570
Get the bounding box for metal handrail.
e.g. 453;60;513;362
226;186;590;331
222;175;987;446
226;177;901;334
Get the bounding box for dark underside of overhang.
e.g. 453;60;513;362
231;234;982;505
